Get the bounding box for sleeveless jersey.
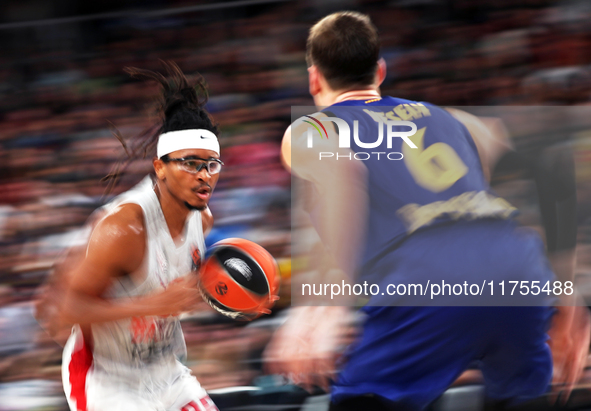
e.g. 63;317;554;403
322;99;556;408
321;96;516;270
89;176;206;374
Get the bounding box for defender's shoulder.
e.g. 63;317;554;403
445;108;513;180
201;206;214;236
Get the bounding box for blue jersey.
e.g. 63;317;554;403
323;98;555;408
322;96;516;272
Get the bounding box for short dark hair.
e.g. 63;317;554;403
306;11;379;91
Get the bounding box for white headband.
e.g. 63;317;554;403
157;129;220;158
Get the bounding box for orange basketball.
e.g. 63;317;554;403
198;238;280;320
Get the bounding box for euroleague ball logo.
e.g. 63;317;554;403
191;246;201;271
215;282;228;296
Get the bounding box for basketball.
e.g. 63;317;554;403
198;238;280;320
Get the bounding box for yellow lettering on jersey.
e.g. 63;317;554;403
404;104;421;120
402;127;469;193
394;104;412;121
365;104;432;123
385;111;403;121
410;103;431;117
397;191;516;234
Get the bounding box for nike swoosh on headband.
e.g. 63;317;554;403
157;129;220;158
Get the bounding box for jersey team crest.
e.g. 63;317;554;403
191;246;201;271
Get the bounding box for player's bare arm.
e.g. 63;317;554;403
449;108;577;283
287;112;368;279
280;126;293;173
446;108;513;181
34;210;106;344
61;203;200;327
266;114;366;390
450;107;590;402
201;206;214;237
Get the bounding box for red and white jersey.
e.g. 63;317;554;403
63;329;217;411
86;176;206;372
62;176;215;411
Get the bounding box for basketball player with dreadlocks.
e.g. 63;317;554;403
36;62;221;411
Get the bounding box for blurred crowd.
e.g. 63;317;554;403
2;0;591;409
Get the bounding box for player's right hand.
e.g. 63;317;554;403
264;306;351;392
147;274;201;317
549;303;591;404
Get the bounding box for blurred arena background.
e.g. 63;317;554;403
2;0;591;410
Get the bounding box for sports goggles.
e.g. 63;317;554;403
162;156;224;175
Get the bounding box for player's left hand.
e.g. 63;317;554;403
264;306;351;392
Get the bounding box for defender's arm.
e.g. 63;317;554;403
449;108;587;401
